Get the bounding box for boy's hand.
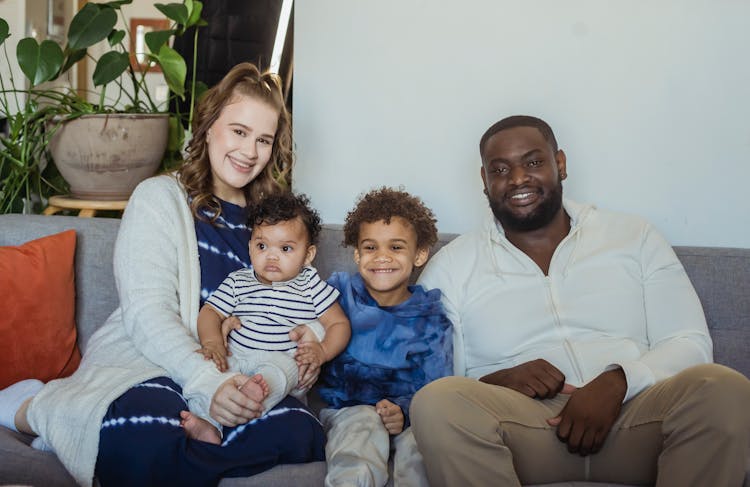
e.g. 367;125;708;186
376;399;404;435
220;316;242;347
197;340;230;372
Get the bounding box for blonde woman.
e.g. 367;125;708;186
0;63;325;487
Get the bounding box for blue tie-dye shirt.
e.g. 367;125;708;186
318;272;453;427
195;200;251;305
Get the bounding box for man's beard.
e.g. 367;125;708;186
488;180;563;232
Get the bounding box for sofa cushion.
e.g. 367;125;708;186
0;230;81;389
0;427;77;486
0;214;121;353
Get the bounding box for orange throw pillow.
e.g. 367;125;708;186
0;230;81;389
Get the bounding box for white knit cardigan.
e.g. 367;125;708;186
28;175;238;486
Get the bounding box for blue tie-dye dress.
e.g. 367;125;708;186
95;199;325;487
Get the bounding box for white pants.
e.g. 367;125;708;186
188;320;327;432
189;349;300;431
320;405;429;487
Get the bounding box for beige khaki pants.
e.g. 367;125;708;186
411;364;750;487
321;405;429;487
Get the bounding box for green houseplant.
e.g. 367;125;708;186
0;0;205;212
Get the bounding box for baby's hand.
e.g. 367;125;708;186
196;340;230;372
295;341;327;369
220;316;242;347
289;323;319;344
376;399;404;435
290;324;324;390
294;342;327;391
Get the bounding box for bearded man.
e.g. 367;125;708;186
411;115;750;487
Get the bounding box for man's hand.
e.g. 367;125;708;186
547;368;627;456
197;340;230;372
479;359;569;399
376;399;404;435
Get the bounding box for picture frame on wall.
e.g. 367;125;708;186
129;18;171;72
47;0;66;41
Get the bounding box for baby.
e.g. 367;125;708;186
181;192;351;444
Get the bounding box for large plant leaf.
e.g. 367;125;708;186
108;29;126;47
102;0;132;7
60;47;87;76
17;38;64;86
0;18;10;46
67;3;117;50
186;1;204;28
155;3;188;25
156;44;186;98
144;29;174;54
92;50;129;86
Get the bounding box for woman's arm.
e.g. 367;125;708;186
113;178;260;423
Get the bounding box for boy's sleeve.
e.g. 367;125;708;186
389;396;413;429
390;303;454;429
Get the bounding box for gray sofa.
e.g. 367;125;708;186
1;213;748;487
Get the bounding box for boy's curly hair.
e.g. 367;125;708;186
343;187;438;249
248;192;322;245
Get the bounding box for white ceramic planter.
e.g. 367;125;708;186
49;113;169;200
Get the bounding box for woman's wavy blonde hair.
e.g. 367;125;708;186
177;62;293;222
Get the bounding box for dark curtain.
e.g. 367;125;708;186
173;0;293;118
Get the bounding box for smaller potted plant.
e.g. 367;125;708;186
0;0;205;212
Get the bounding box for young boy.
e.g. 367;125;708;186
181;192;351;444
318;187;453;487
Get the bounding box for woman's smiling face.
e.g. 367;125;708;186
207;95;279;205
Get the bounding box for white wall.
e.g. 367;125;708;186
0;0;27;112
293;0;750;248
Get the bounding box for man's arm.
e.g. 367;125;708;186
548;224;711;456
615;224;712;401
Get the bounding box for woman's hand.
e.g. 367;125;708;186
209;375;265;427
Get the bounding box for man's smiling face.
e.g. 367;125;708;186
481;126;566;232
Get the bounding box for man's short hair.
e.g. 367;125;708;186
479;115;558;157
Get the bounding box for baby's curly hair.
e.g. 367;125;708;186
343;187;438;249
248;192;322;245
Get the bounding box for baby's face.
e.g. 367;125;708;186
354;217;428;307
249;217;315;284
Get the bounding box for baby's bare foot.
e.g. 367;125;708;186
239;374;269;402
180;410;220;445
